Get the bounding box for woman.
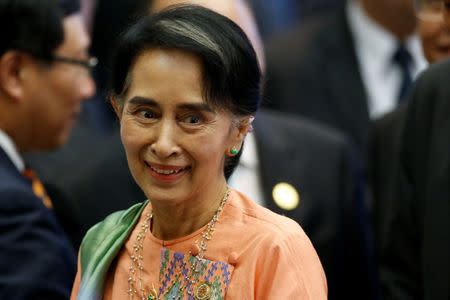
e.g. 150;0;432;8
70;5;327;299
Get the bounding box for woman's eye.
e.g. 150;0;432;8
182;115;202;124
140;110;155;119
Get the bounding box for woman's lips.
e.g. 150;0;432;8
145;162;190;183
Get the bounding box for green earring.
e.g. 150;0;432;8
230;147;239;155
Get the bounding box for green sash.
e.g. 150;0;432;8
76;201;148;300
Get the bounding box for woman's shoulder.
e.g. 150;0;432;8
223;190;326;297
225;189;307;241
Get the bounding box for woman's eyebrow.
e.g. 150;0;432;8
128;96;158;107
178;103;215;113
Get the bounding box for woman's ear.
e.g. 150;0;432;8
110;96;123;120
229;115;254;151
236;116;254;142
0;51;27;101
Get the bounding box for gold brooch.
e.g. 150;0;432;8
194;281;211;300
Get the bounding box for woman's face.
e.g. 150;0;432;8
419;11;450;63
115;49;243;204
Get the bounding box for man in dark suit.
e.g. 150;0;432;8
380;59;450;299
370;0;450;262
0;0;95;298
265;0;426;155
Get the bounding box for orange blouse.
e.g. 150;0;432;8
71;189;327;299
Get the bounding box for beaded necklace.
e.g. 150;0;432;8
128;188;230;300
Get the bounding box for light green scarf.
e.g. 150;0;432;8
76;201;148;300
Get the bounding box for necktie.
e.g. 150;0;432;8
392;44;413;103
22;168;53;209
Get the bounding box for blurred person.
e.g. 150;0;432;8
248;0;347;40
70;5;327;299
370;0;450;259
249;0;301;39
64;0;372;298
417;0;450;62
0;0;95;298
380;46;450;300
24;0;147;169
22;0;148;248
265;0;428;156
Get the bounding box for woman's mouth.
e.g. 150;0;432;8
145;162;190;183
149;164;188;175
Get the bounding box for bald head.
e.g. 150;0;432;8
150;0;265;71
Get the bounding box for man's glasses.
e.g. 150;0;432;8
414;0;449;22
51;55;98;71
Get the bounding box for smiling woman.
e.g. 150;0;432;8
70;5;327;300
115;49;239;212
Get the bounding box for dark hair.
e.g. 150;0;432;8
0;0;79;61
111;5;262;179
111;4;262;115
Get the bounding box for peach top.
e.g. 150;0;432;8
71;189;327;299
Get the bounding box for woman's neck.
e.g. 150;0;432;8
149;182;229;241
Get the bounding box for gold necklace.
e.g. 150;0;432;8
128;188;230;300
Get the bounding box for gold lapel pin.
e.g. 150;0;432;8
272;182;300;211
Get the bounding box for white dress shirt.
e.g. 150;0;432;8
228;132;265;205
0;129;25;172
347;0;428;119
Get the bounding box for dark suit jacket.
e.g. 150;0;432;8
0;147;76;299
380;60;450;299
265;6;369;154
369;104;407;254
23;115;112;248
63;109;373;300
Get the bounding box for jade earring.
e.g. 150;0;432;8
230;147;239;155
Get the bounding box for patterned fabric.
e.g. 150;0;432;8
158;248;234;300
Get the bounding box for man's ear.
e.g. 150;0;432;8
0;51;27;101
110;96;123;120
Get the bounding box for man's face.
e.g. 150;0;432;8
444;0;450;28
23;14;96;150
417;0;450;63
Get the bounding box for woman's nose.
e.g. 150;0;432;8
150;122;180;159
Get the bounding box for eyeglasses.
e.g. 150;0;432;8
414;0;450;22
51;55;98;71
